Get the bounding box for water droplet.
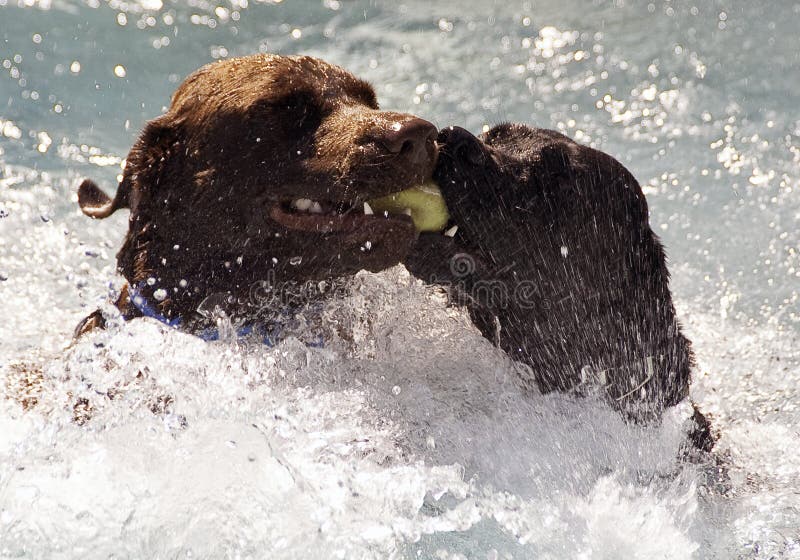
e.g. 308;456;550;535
113;65;126;78
153;288;167;301
289;256;302;266
392;385;401;395
560;245;569;257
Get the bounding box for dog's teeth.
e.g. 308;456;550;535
402;208;412;216
292;198;313;211
443;225;458;237
363;202;374;215
309;201;323;214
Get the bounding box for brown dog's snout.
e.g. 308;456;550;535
375;117;437;165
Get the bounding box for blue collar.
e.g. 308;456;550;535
129;283;182;328
128;283;323;347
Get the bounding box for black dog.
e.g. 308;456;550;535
406;124;712;449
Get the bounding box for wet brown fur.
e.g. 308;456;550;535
76;54;438;332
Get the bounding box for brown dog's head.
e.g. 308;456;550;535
79;54;438;320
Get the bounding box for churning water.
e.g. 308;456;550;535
1;1;799;558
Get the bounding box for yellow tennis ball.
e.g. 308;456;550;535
368;181;449;232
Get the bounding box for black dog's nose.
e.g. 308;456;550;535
438;126;485;165
377;117;437;164
437;125;473;143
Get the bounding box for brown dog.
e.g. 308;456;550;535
76;54;437;334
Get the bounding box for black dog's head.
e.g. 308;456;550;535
431;123;651;248
408;123;650;286
78;54;438;319
408;123;693;411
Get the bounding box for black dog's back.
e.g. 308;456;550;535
408;124;695;422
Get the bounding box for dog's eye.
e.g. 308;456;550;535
281;92;310;111
254;91;322;131
256;91;318;115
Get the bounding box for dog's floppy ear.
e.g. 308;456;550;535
78;116;178;220
536;142;576;181
78;178;129;219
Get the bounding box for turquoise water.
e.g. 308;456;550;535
1;1;799;558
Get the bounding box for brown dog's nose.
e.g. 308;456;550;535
376;117;437;164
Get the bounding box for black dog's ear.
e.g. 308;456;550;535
529;142;584;210
535;142;576;181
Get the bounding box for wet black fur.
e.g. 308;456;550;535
407;124;707;438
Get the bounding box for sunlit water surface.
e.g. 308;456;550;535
1;1;799;558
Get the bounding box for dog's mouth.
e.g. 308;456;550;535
268;197;413;234
269;181;455;236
